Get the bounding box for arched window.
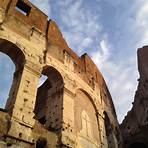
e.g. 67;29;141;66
0;39;25;112
81;110;92;138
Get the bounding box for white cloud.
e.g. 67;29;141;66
91;39;110;68
135;1;148;47
137;2;148;26
81;37;93;49
1;0;147;124
52;0;102;54
91;39;138;123
30;0;51;16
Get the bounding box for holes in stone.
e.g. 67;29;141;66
24;98;28;102
7;143;12;147
19;133;22;138
15;0;31;16
36;137;47;148
127;126;130;130
32;139;35;143
38;116;46;125
55;118;58;122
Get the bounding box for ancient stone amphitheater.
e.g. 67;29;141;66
0;0;123;147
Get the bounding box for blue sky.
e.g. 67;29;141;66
1;0;148;123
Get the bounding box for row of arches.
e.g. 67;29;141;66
0;39;118;147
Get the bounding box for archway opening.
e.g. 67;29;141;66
0;39;25;112
34;66;64;133
128;142;148;148
0;53;15;109
36;137;47;148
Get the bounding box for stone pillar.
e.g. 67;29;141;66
99;114;108;148
6;60;42;144
96;112;103;148
61;87;76;147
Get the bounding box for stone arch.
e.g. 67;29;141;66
0;39;25;112
75;89;100;147
104;111;117;148
77;88;98;112
0;39;25;69
34;66;64;133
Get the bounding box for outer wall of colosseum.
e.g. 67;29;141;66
0;0;122;147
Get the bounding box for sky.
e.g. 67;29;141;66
0;0;148;123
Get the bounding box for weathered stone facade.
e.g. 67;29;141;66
0;0;122;147
120;46;148;148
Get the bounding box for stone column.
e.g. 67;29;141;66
99;114;108;148
96;112;103;148
7;60;42;143
61;87;76;147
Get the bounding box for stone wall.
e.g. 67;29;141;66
120;46;148;148
0;0;122;147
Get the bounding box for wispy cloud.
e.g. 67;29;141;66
0;0;148;123
30;0;51;16
91;39;138;123
91;39;110;68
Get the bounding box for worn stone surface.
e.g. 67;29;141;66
120;46;148;148
0;110;10;140
0;0;122;147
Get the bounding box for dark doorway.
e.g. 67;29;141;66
34;66;64;133
0;39;25;113
36;137;47;148
129;142;148;148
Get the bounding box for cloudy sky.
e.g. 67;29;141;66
0;0;148;123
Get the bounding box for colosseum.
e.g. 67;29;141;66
0;0;122;147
